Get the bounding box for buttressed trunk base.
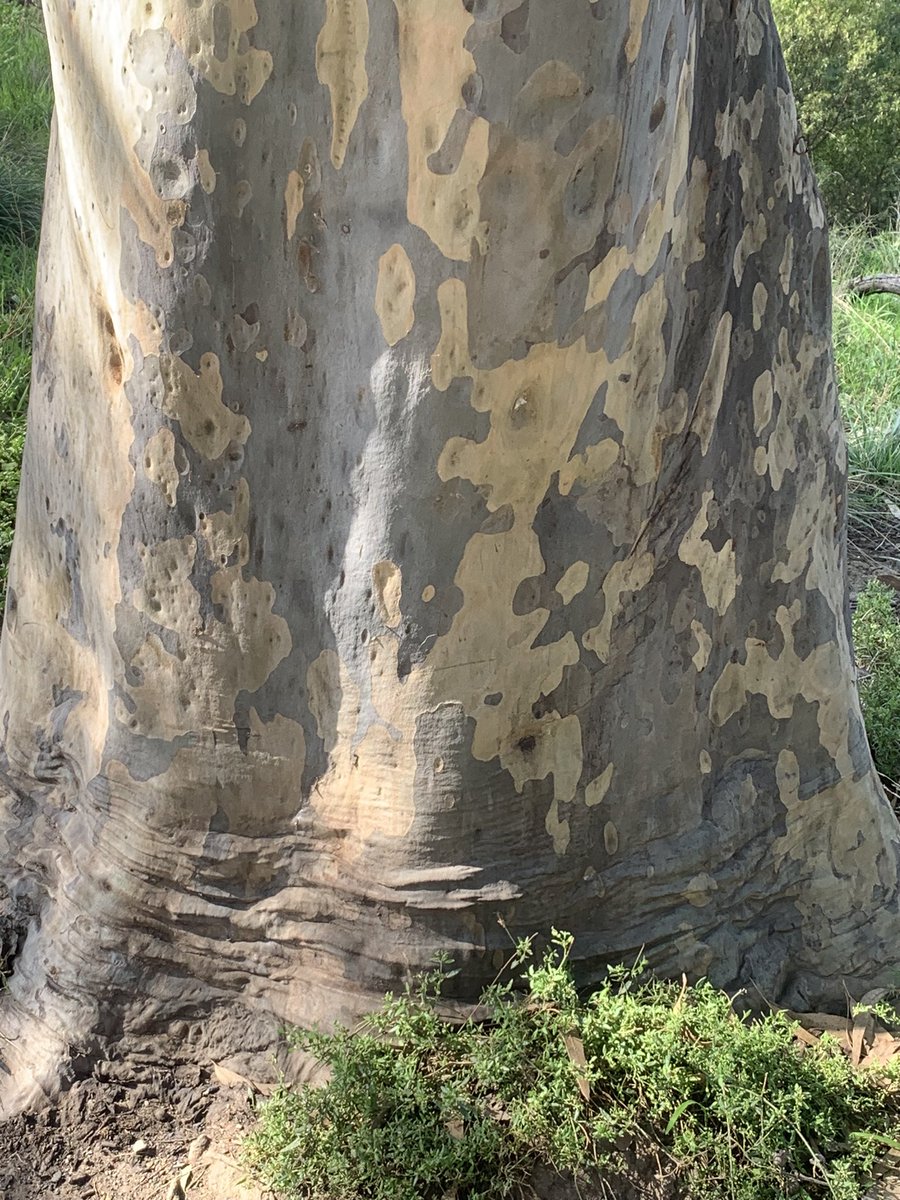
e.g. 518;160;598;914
1;0;898;1112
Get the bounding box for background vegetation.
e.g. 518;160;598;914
0;1;49;596
770;0;900;226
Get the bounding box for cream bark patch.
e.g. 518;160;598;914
583;553;655;663
678;490;739;617
375;244;416;346
316;0;370;169
710;602;855;777
393;0;489;260
556;561;590;605
165;0;273;105
372;560;402;629
143;428;180;507
159;353;251;460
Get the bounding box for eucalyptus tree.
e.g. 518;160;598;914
1;0;897;1112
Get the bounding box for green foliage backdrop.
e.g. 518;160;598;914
771;0;900;226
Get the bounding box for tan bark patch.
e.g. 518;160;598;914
556;561;590;605
394;0;489;260
284;171;304;241
691;313;733;455
196;149;217;195
159;353;251;460
316;0;370;169
585;763;614;808
375;244;416;346
143;429;180;507
166;1;273;106
583;552;655;663
372;560;403;629
710;602;854;777
678;490;739;617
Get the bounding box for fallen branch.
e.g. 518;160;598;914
848;274;900;298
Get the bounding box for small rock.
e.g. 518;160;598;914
187;1134;210;1165
131;1137;153;1157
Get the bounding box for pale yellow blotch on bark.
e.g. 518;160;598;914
375;244;416;347
772;458;844;633
133;535;200;634
422;584;436;603
584;246;631;310
583;553;655;663
779;235;794;294
556;561;590;605
143;428;180;508
603;821;619;855
710;602;854;778
196;149;217;195
691;313;733;455
159;353;250;460
431;279;471;391
766;328;825;491
691;620;712;672
585;763;614;807
284;171;305;241
752;282;768;331
199;478;251;567
684;873;717;907
753;446;768;475
753;370;774;435
372;560;402;629
603;280;688;487
678;490;739;617
558;440;619;497
166;0;273;106
734;213;767;285
394;0;489;260
625;0;651;63
316;0;370;170
699;750;712;775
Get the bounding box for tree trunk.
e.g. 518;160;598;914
2;0;899;1113
848;275;900;298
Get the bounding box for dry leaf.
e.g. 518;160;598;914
793;1027;820;1048
563;1034;590;1102
852;1011;875;1067
211;1061;275;1094
445;1117;465;1141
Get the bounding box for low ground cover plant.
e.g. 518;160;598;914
247;932;900;1200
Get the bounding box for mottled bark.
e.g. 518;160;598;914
1;0;899;1114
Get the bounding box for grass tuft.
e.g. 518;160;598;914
246;933;900;1200
853;578;900;789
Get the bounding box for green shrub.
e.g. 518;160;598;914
829;227;900;516
0;1;51;244
246;932;900;1200
853;579;900;786
771;0;900;226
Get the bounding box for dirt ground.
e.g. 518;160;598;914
0;1060;272;1200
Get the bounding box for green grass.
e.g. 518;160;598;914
831;226;900;515
0;1;50;601
853;579;900;788
246;932;900;1200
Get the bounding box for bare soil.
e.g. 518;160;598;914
0;1060;271;1200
